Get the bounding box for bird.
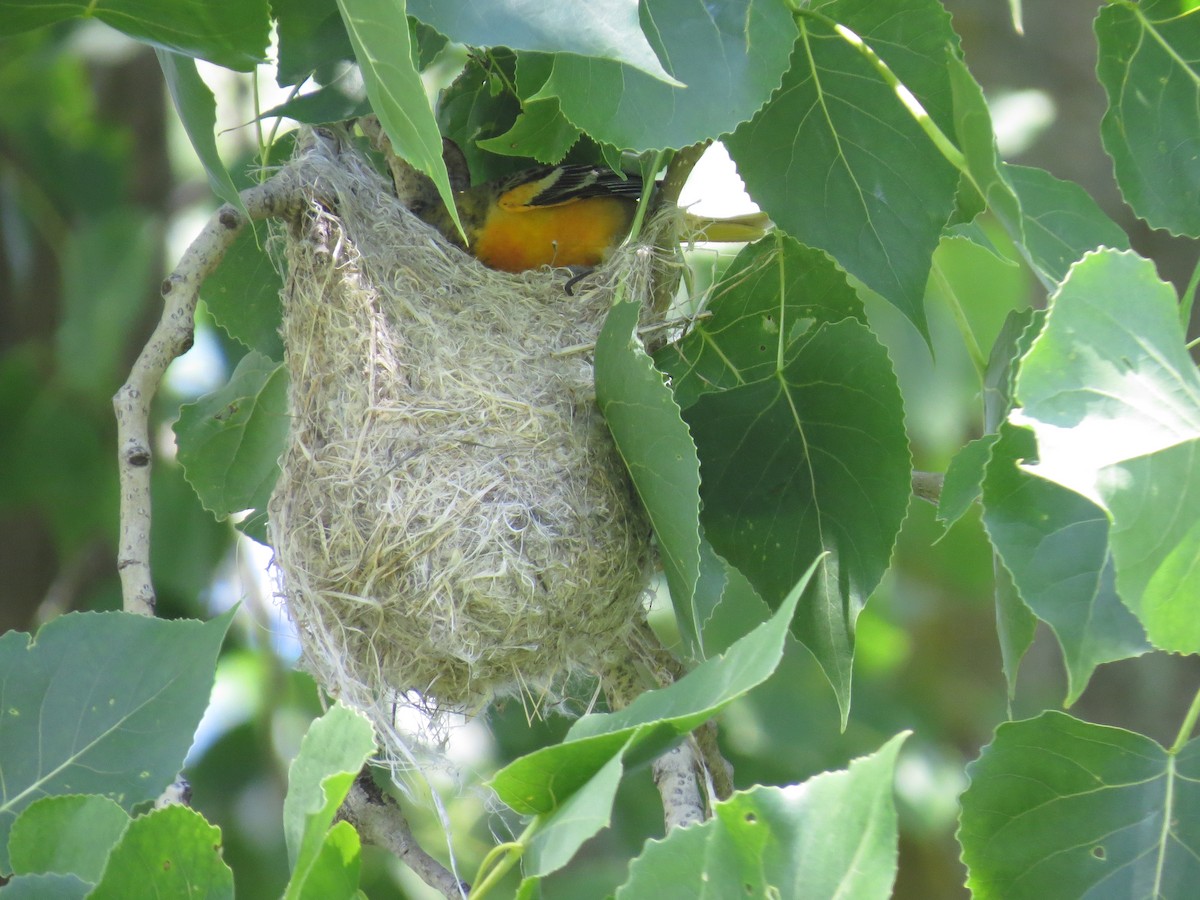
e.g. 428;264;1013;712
413;162;771;274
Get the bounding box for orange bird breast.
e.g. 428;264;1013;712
471;194;637;273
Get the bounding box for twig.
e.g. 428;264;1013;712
112;178;300;616
912;470;944;506
653;742;705;829
602;627;719;831
341;771;468;900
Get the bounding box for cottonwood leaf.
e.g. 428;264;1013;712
88;806;233;900
1097;1;1200;236
336;0;460;237
282;702;374;895
200;228;284;359
617;733;908;899
407;0;678;83
961;711;1200;899
982;425;1147;704
727;0;961;337
596;299;704;651
8;795;129;883
659;239;906;723
157;51;245;214
491;564;812;820
0;610;232;873
0;0;268;71
174;351;289;536
1014;249;1200;651
533;0;795;152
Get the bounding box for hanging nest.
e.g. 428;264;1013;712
268;130;667;757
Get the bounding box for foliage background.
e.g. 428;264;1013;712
2;0;1199;897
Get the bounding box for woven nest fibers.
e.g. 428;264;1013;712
268;133;660;746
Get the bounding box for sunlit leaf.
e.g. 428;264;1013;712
1014;249;1200;651
282;703;374;898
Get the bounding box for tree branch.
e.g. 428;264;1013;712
341;771;469;900
112;178;301;616
912;470;944;506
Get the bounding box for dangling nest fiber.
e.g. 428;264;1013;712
268;130;664;756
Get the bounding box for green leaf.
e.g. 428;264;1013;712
946;54;1022;238
937;435;996;531
174;351;289;525
617;733;908;899
654;238;903;713
200;228;285;359
282;703;375;892
260;83;372;128
531;0;795;152
982;426;1147;705
1014;249;1200;650
982;309;1041;433
490;565;812;817
0;0;269;71
156;51;245;213
960;711;1200;900
1003;164;1130;284
1096;2;1200;236
57;209;158;399
292;820;362;900
406;0;679;84
336;0;461;237
993;562;1036;701
655;238;866;411
0;610;232;873
0;873;90;899
274;0;355;86
524;753;625;878
727;0;961;336
684;318;909;723
8;796;129;882
87;806;233;900
476;97;581;163
596;300;703;652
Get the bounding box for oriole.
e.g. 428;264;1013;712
415;164;770;274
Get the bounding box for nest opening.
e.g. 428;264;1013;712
268;131;671;759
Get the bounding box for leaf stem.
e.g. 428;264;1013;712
468;820;537;898
1170;684;1200;754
